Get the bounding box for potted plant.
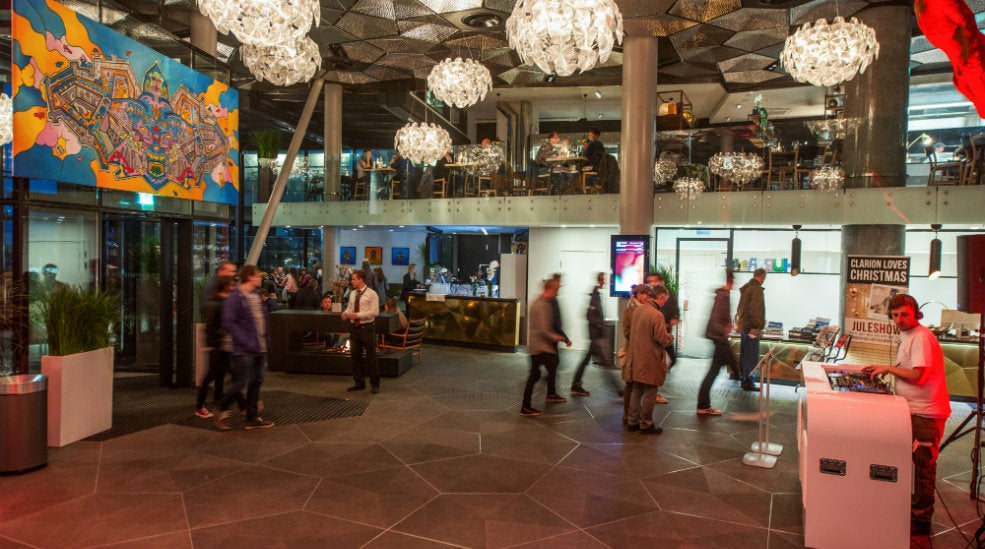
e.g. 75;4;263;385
37;285;118;447
251;129;282;202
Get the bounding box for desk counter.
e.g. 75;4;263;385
408;294;520;351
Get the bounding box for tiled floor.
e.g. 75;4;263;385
1;346;982;549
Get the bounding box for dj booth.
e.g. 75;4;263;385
798;361;913;549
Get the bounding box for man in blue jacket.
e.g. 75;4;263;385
214;264;274;430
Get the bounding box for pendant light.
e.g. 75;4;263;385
929;224;942;280
791;225;802;276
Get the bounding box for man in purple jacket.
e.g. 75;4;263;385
214;264;274;431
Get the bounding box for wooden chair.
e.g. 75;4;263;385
580;169;598;194
389;176;402;198
767;149;797;190
794;146;824;188
352;177;367;200
432;177;446;198
927;149;965;186
379;318;425;363
531;173;551;195
477;174;496;196
964;134;985;186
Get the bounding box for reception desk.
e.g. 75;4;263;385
407;294;521;351
268;310;413;376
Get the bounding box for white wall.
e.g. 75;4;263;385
528;227;620;350
335;227;428;288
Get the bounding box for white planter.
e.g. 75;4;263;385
41;347;114;447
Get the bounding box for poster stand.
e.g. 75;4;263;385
744;346;782;469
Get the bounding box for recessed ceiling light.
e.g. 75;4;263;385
736;104;743;110
725;116;732;122
594;90;602;99
462;13;503;29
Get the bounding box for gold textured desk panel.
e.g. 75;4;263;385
408;295;521;348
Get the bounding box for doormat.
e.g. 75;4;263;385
85;375;367;441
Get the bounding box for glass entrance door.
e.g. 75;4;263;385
103;217;163;372
676;238;732;358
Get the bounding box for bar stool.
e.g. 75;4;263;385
352;177;367;200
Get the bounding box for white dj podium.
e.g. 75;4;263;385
798;361;912;549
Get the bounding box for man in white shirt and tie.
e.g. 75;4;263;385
342;269;381;393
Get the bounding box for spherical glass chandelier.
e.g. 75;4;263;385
0;93;12;146
780;16;879;87
198;0;320;46
806;117;861;140
653;159;678;184
427;58;493;109
241;36;322;86
810;166;845;191
673;177;704;200
708;152;763;186
458;143;506;176
394;122;452;166
505;0;624;77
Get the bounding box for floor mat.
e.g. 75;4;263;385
86;375;367;441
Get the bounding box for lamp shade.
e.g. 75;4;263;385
791;237;802;276
928;237;942;280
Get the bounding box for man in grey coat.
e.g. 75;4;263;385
520;276;571;416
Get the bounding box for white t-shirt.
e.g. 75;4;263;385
893;324;951;419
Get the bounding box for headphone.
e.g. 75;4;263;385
887;293;923;320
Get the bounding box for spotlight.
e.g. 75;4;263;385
791;225;802;276
929;224;942;280
594;90;602;99
544;73;557;84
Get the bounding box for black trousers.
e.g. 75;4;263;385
350;324;379;388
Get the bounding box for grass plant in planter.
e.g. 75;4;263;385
37;285;118;446
251;128;283;167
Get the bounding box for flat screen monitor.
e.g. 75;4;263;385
610;235;649;297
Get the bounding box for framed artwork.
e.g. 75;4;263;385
391;247;409;265
340;247;356;265
365;247;383;264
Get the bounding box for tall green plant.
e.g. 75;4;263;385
37;285;118;356
650;263;679;296
250;129;283;159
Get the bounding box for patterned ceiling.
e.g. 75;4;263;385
71;0;985;147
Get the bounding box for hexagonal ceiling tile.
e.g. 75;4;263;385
623;15;699;37
670;24;735;51
619;0;677;18
497;66;546;85
446;33;509;50
366;37;437;53
418;0;484;14
722;69;786;84
398;17;460;42
724;28;787;53
790;0;866;26
712;8;787;31
718;53;774;73
341;41;386;63
336;11;400;40
364;65;415;81
350;0;397;20
669;0;742;23
376;52;439;70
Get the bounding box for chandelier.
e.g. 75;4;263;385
653;159;678;184
780;17;879;87
810;166;845;191
427;58;493;109
505;0;624;77
241;36;322;86
708;152;763;186
806;117;861;140
394;122;452;166
0;93;12;146
198;0;319;46
458;143;506;176
673;177;704;200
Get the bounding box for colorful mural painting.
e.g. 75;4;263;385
11;0;239;204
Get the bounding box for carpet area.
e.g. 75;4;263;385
85;375;367;440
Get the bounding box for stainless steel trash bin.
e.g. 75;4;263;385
0;374;48;474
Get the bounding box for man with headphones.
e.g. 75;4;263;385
863;293;951;539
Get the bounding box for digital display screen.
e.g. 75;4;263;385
610;235;649;297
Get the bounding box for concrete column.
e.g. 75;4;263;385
324;82;343;200
322;226;339;294
618;35;658;236
188;12;217;57
840;224;906;323
842;4;912;188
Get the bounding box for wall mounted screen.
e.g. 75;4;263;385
11;0;240;204
610;234;649;298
